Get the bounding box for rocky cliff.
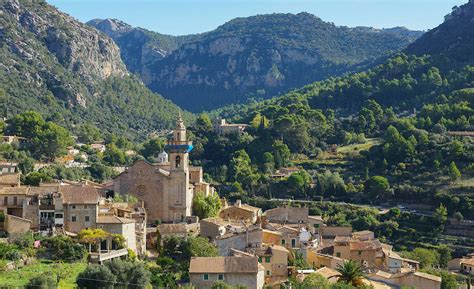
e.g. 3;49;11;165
0;0;190;139
90;13;423;112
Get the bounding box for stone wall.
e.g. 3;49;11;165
5;214;31;238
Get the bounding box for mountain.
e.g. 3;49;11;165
214;1;474;120
89;14;423;112
86;18;197;74
0;0;191;140
406;0;474;64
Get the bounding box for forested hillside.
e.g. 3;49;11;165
90;13;422;112
0;0;192;140
192;1;474;221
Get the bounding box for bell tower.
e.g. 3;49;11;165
165;112;194;221
167;112;192;171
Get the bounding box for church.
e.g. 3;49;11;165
112;114;213;223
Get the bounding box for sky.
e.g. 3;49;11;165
47;0;467;36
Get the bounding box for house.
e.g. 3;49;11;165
1;135;27;146
96;216;136;253
214;119;248;135
219;200;262;223
448;254;474;276
249;244;289;286
216;227;263;256
157;223;189;243
321;226;352;239
0;162;18;175
333;235;384;268
189;253;265;289
382;248;419;273
368;270;441;289
200;217;228;241
264;207;308;224
306;251;344;269
90;143;106;153
0;173;20;188
61;185;101;233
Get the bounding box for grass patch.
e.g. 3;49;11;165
0;260;86;287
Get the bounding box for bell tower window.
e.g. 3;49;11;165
175;156;181;168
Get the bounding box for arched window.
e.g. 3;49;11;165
175;156;181;168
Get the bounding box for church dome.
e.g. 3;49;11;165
157;150;168;163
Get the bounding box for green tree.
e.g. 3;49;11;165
229;149;257;191
401;248;439;269
272;140;291;169
195;114;213;133
103;144;126;166
288;171;312;196
433;204;448;234
76;264;116;289
365;176;390;199
76;123;101;144
448;161;461;182
192;192;221;219
105;259;150;288
211;281;232;289
139;138;164;161
336;260;365;287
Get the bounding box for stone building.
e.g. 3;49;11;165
112;114;213;223
219;200;262;223
189;253;265;289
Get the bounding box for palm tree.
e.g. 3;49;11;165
336;260;365;286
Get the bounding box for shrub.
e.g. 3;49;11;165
6;249;22;261
76;264;116;289
26;275;57;289
41;235;86;262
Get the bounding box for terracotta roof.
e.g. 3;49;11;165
413;271;442;282
0;187;29;195
157;223;187;234
334;236;351;243
315;267;340;281
97;216;135;224
352;230;374;236
59;185;100;204
0;173;20;185
201;217;228;226
462;258;474;266
350;239;382;251
189;256;260;274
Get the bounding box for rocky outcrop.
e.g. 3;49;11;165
90;13;423;112
1;0;127;105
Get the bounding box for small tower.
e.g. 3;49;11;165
164;112;194;221
166;112;193;171
157;150;168;164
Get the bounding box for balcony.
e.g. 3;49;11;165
89;248;128;263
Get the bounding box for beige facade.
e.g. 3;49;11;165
264;207;308;224
216;228;263;256
307;251;344;269
200;217;227;241
252;245;289;285
321;226;352;239
219;201;261;223
4;214;31;238
189;255;264;289
97;216;137;253
368;270;441;289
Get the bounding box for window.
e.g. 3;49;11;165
175;156;181;168
3;196;7;205
71;216;76;222
203;274;209;280
281;239;286;245
336;252;341;258
265;256;271;263
13;197;17;206
291;239;296;247
83;205;88;209
314;224;320;228
266;270;271;276
72;205;76;209
358;251;362;256
85;216;90;222
258;257;262;263
218;274;224;281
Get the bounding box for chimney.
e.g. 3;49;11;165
235;200;242;207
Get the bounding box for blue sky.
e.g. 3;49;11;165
48;0;467;36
